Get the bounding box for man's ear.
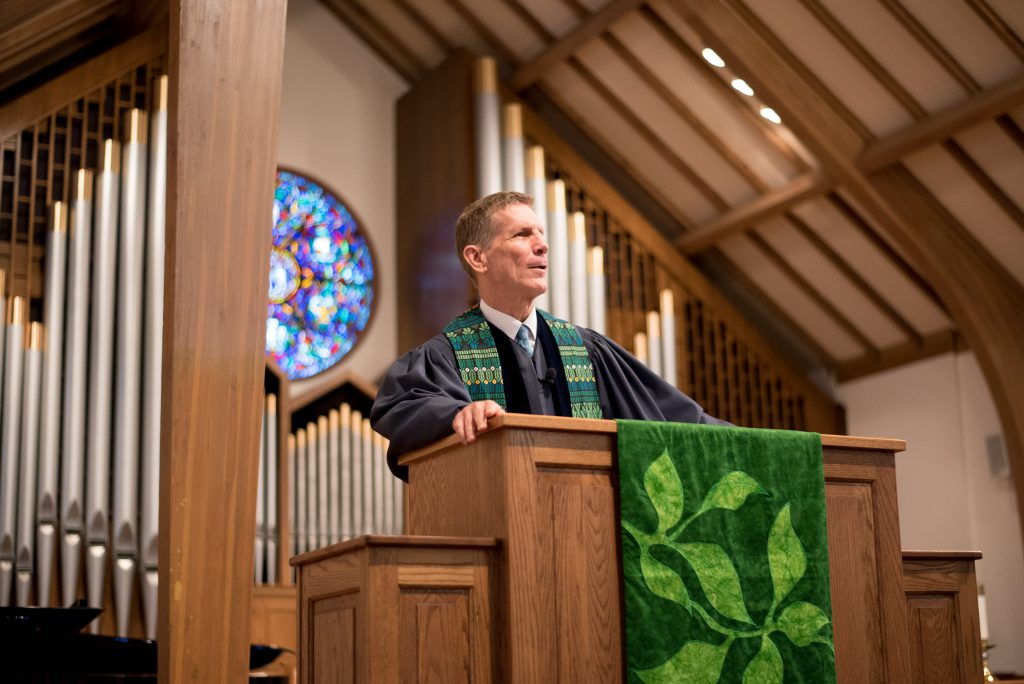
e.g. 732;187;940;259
463;245;487;275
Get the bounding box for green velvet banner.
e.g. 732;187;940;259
617;421;836;684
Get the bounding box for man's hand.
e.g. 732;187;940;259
452;400;504;445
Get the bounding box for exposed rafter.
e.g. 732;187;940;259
677;171;829;254
836;331;965;382
859;75;1024;171
509;0;644;91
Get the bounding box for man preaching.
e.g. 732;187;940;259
371;191;728;479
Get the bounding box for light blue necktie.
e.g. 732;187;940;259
515;324;534;357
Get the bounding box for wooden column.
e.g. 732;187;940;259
160;1;288;681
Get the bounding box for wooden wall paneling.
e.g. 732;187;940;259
160;1;287;681
678;0;1024;560
395;51;476;352
902;551;984;684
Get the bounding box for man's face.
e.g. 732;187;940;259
476;203;548;300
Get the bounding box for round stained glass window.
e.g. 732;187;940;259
267;169;375;380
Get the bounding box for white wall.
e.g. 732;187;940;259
839;352;1024;672
277;0;407;397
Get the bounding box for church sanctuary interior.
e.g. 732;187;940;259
1;0;1023;681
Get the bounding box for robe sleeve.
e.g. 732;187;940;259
370;335;473;478
580;328;731;426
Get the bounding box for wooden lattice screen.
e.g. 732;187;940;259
0;59;165;315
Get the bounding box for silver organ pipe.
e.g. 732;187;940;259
547;180;570;320
646;312;662;378
60;170;94;607
287;433;297;569
327;409;339;545
502;103;526;193
569;212;589;329
350;410;363;538
0;296;26;605
113;110;148;637
474;57;501;198
0;270;6;402
265;394;278;585
15;323;43;605
255;403;267;585
588;247;606;336
526;147;549;313
306;420;318;552
85;139;120;630
285;402;404;558
141;75;168;639
340;403;352;540
296;428;308;556
660;289;677;387
35;202;68;607
317;415;329;549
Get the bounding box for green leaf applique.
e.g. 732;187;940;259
775;601;830;647
767;503;806;610
697;471;767;515
635;638;733;684
742;635;783;684
644;449;684;535
673;542;754;624
640;548;689;606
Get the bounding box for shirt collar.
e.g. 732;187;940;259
479;299;537;343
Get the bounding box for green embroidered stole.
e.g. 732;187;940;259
442;307;603;418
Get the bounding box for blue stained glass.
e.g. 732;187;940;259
267;170;375;380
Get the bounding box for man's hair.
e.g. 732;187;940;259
455;191;534;280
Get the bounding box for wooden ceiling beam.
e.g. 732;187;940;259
835;331;964;383
858;75;1024;171
442;0;520;66
677;171;829;254
964;0;1024;64
675;0;1024;560
509;0;644;91
391;0;455;53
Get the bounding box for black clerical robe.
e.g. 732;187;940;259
371;317;728;480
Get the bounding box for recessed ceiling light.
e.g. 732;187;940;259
759;106;781;124
731;78;754;97
701;48;725;68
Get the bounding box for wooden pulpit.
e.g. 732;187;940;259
294;415;936;682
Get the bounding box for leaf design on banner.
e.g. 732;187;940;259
776;601;830;647
674;542;754;624
697;471;767;514
635;638;733;684
644;449;684;534
640;547;689;606
768;503;806;609
742;635;783;684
